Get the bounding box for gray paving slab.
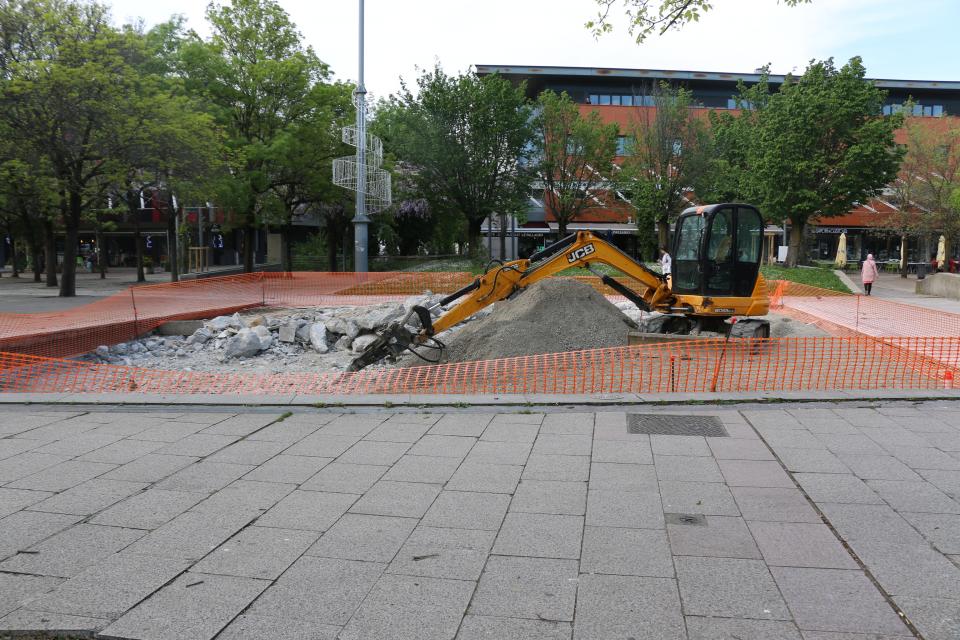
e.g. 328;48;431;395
284;432;361;457
899;511;960;554
590;438;652;464
306;513;416;563
492;512;583;559
659;481;740;516
216;614;340;640
201;413;282;436
155;460;255;493
706;437;775;461
428;413;494;437
816;434;887;455
0;573;63;618
510;480;587;516
892;447;960;471
581;525;674;577
339;573;474;640
675;556;791;620
28;552;190;620
717;459;794;488
100;571;270;640
0;609;110;634
337;439;411;466
523;454;590;481
190;479;294;516
470;555;578;621
446;462;523;493
245;556;384;626
154;433;241;457
456;615;571;640
866;479;960;513
770;567;909;635
531;433;592;457
585;488;664;528
0;487;52;518
540;412;594;436
0;510;83;560
748;521;857;569
203;439;290;465
481;420;541;443
256;489;356;531
762;430;827;450
667;515;762;559
573;574;685;640
774;448;850;473
300;461;387;493
685;616;802;640
317;415;385;437
123;509;253;560
387;525;495;581
75;438;166;464
101;453;198;483
88;488;205;529
382;454;461;484
590;462;658;491
730;486;821;523
655;454;724;483
27;478;147;516
651;434;712;457
349;480;441;518
363;420;433;443
916;468;960;499
422;490;511;531
408;434;477;459
891;595;960;640
192;525;318;580
245;419;325;443
0;438;42;461
834;454;922;481
129;420;209;442
818;502;926;546
3;457;105;490
794;473;883;504
32;432;123;457
464;440;532;465
0;523;144;578
852;540;960;598
242;454;332;484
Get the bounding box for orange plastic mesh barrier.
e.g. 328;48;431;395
1;337;957;395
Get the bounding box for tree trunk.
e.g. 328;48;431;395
167;211;179;282
327;230;338;272
657;217;670;250
96;226;106;279
281;225;294;273
59;190;81;297
29;239;41;282
43;219;57;288
557;218;568;240
242;224;255;272
10;238;19;277
128;191;145;283
467;217;484;257
899;235;908;279
785;220;804;268
498;213;507;260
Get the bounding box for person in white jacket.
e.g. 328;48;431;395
659;247;672;289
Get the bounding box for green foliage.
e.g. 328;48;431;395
532;90;619;237
761;264;851;293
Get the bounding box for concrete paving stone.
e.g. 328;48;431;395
523;454;590;481
916;431;960;451
422;490;511;530
382;454;461;484
121;508;252;561
337;440;411;466
799;419;861;436
349;480;441;518
594;424;650;442
676;556;790;620
380;413;441;426
747;410;805;429
867;479;960;513
408;434;477;459
387;525;495;581
0;573;63;618
667;515;762;560
0;609;109;634
363;420;433;443
586;488;664;528
129;420;210;442
591;438;652;464
190;479;294;517
242;454;332;484
0;438;42;460
799;632;913;640
464;440;532;465
916;469;960;499
246;556;384;625
685;616;802;639
510;480;587;516
899;512;960;554
100;453;198;483
834;454;922;481
489;412;545;425
794;473;883;504
771;567;909;635
283;432;361;458
762;430;827;450
300;461;387;494
0;510;83;560
706;437;774;461
731;487;821;523
831;408;898;428
0;452;70;483
774;448;850;473
456;615;571;640
154;433;241;457
256;490;356;531
317;415;387;437
573;574;685;640
540;412;594;435
655;455;724;483
893;447;960;471
339;573;474;640
155;461;254;493
859;429;928;451
481;420;541;443
428;413;494;437
200;413;282;436
6;459;116;493
470;555;578;621
245;419;324;443
891;595;960;640
852;540;960;598
27;478;147;516
75;438;166;465
581;526;674;577
659;481;740;516
28;552;191;619
590;462;658;492
492;512;583;559
817;503;926;546
88;488;204;529
306;513;416;563
15;421;100;442
748;521;857;569
192;526;319;579
0;523;144;578
447;462;523;494
816;434;888;455
100;571;269;640
532;434;592;457
650;434;712;457
216;614;340;640
32;432;123;457
718;459;794;488
0;487;52;518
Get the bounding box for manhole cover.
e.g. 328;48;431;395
626;414;728;437
665;513;707;526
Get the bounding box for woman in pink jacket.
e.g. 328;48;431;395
861;253;879;296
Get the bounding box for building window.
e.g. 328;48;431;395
622;95;633;107
589;94;599;105
611;95;621;106
583;94;649;106
598;95;611;105
616;136;635;156
882;103;944;117
727;98;754;110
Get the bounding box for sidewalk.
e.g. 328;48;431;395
869;272;960;314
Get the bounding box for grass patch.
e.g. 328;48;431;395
761;264;851;293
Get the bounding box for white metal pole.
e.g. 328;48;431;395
352;0;369;272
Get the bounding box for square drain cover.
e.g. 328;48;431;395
627;414;728;437
665;513;707;526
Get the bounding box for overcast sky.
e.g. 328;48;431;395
108;0;958;100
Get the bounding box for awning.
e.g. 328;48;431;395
549;222;638;235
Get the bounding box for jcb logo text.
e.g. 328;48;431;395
567;243;596;263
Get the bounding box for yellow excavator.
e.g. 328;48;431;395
349;203;770;371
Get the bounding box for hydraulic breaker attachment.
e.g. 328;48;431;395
347;305;438;372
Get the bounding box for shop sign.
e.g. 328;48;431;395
813;227;848;234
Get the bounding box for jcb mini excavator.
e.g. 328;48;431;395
349;203;771;371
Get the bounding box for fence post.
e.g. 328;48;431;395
130;288;139;340
855;294;861;332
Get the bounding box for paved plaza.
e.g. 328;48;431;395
0;402;959;639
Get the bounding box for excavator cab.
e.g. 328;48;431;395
671;204;764;299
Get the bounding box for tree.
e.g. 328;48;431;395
711;59;904;266
180;0;332;273
376;67;534;255
587;0;810;43
532;90;619;238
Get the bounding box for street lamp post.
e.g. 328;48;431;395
353;0;369;272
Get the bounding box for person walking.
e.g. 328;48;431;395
659;246;672;289
861;253;879;296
